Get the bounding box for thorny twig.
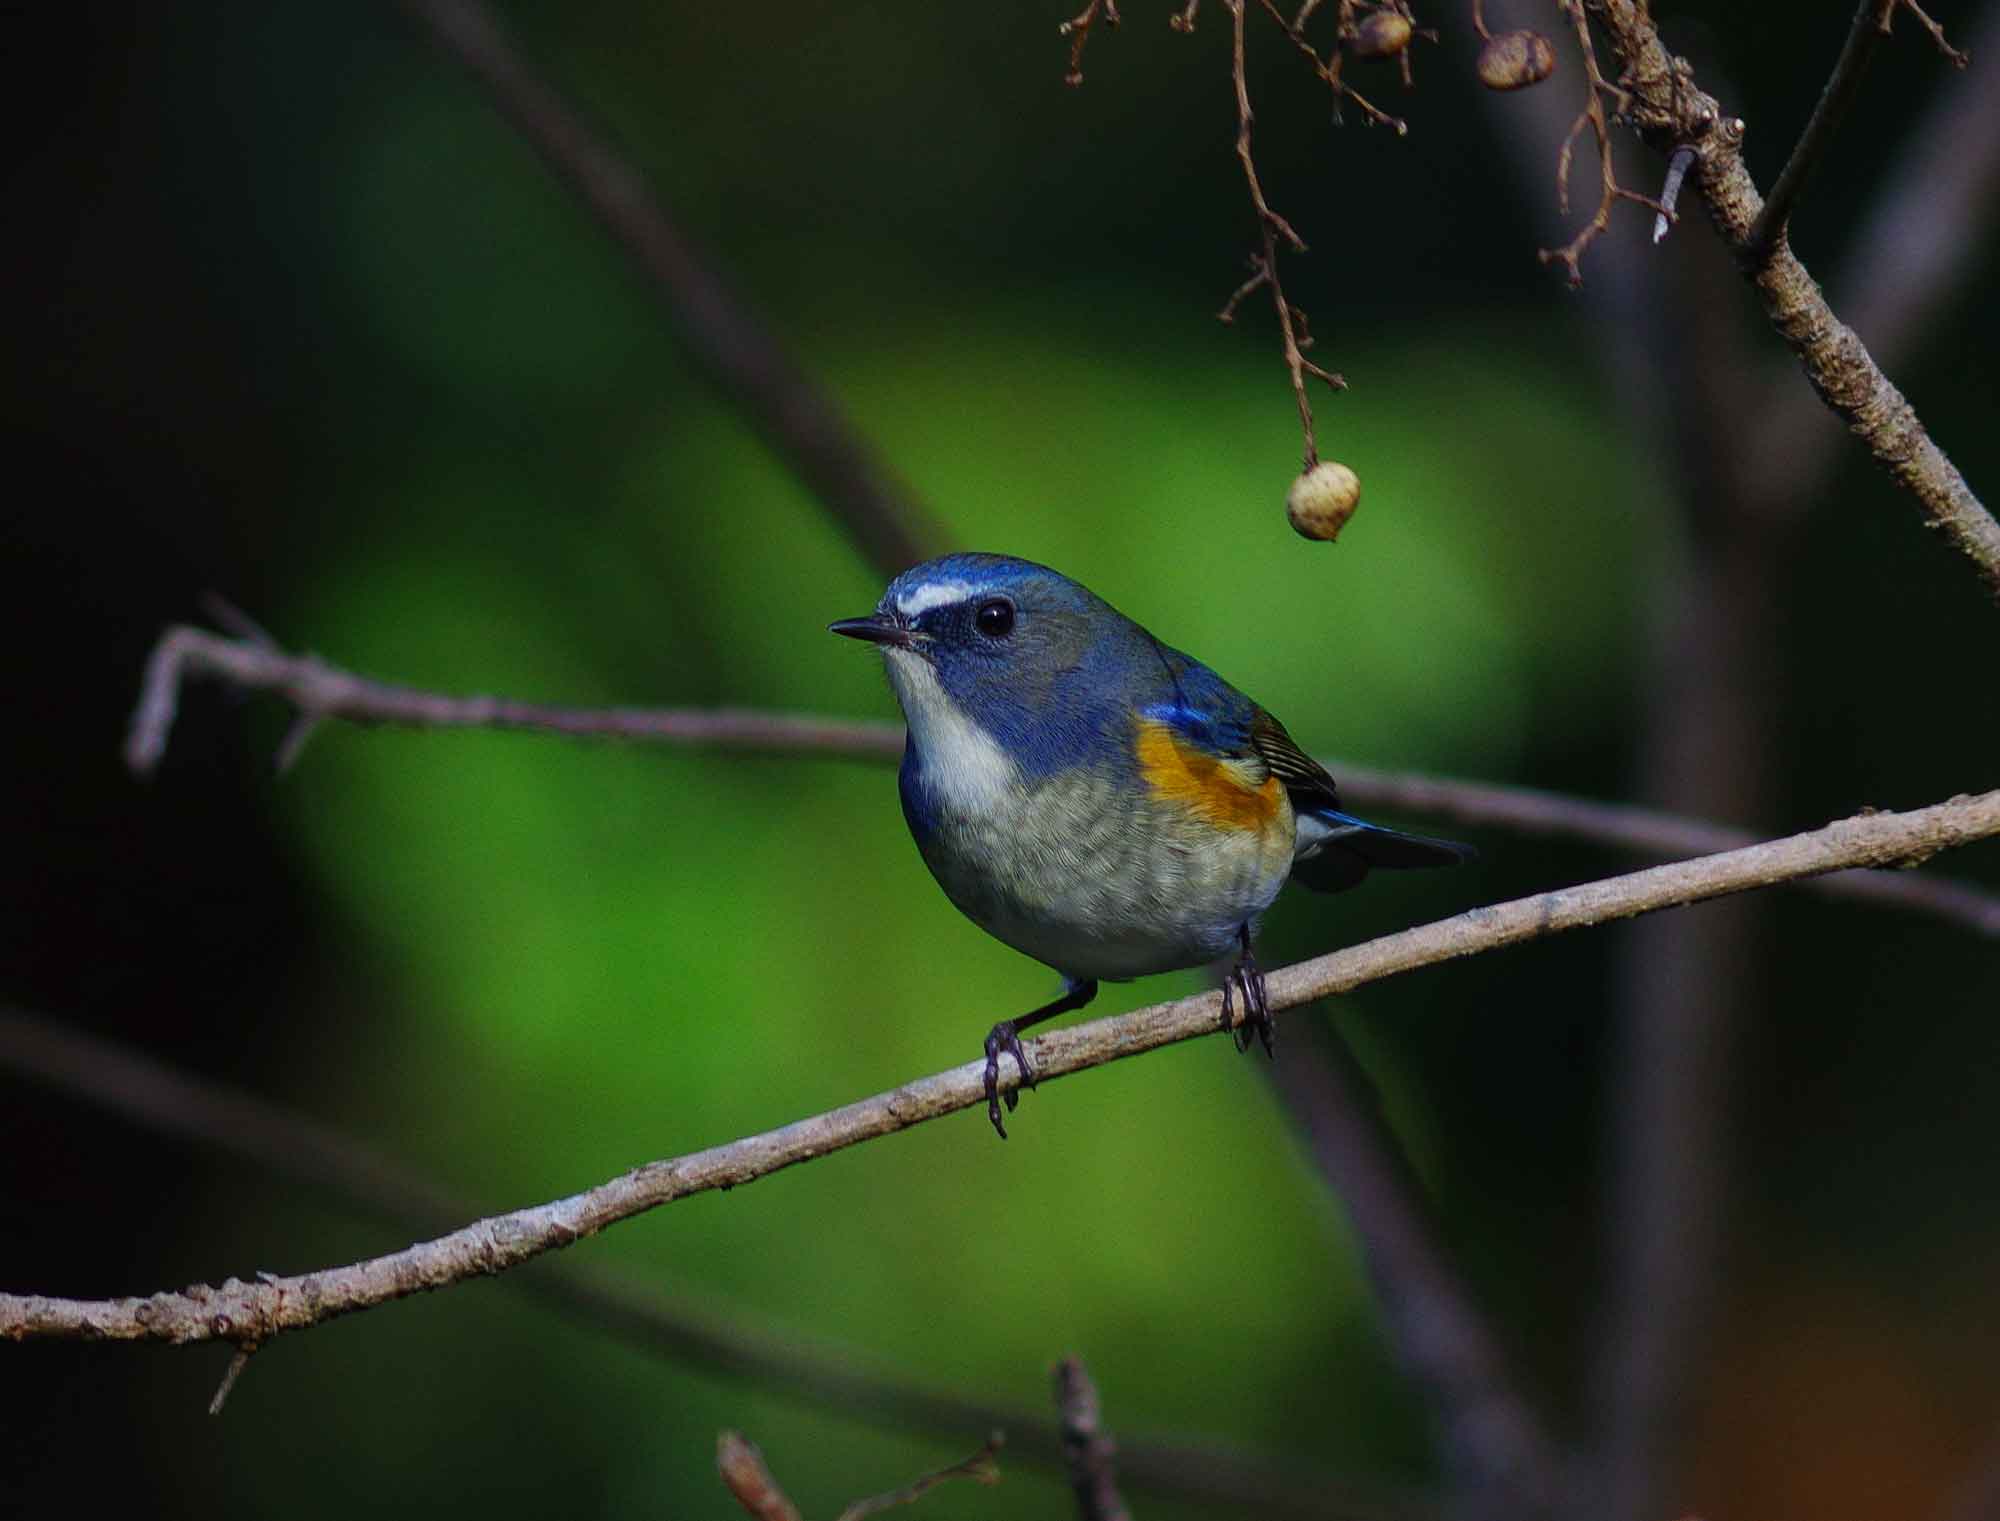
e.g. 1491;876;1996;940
1539;0;1673;285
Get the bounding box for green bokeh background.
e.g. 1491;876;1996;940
5;3;1997;1519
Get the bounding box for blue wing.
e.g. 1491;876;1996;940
1129;638;1475;893
1238;695;1474;893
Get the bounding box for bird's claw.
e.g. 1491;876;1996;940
1220;944;1275;1058
983;1020;1037;1139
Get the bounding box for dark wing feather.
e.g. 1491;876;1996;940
1250;706;1476;893
1248;707;1342;808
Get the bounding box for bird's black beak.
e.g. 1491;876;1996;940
828;612;918;650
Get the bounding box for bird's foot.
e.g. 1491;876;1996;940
978;979;1097;1141
983;1020;1036;1140
1221;941;1274;1058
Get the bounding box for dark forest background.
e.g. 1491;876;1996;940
4;2;1997;1518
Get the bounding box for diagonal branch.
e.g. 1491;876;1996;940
7;786;1996;1349
0;1005;1415;1521
125;625;2000;937
1747;0;1899;261
1746;0;2000;515
1587;0;2000;600
389;0;948;576
1269;1017;1566;1519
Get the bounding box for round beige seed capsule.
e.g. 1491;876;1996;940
1286;461;1362;542
1476;29;1556;90
1351;11;1414;59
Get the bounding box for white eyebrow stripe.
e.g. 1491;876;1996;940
894;580;977;618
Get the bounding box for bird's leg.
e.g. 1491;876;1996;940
984;978;1097;1140
1223;924;1274;1057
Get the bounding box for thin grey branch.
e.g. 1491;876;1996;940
124;626;903;774
6;787;1995;1350
0;1006;1408;1521
126;626;2000;938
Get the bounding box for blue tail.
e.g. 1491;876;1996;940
1291;809;1475;894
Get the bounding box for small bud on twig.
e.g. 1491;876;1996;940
1476;29;1556;90
1287;460;1361;541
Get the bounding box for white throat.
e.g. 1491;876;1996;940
882;648;1019;817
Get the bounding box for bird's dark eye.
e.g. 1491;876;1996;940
973;598;1016;639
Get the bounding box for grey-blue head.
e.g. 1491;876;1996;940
829;553;1148;780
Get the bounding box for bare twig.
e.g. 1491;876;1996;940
388;0;947;577
0;1007;1400;1520
1899;0;1972;66
1539;0;1673;285
1748;0;1898;260
1055;1358;1131;1521
1255;0;1409;132
834;1433;1004;1521
1586;0;2000;598
1060;0;1123;84
207;1342;258;1416
719;1428;1003;1521
1747;0;2000;515
1269;1018;1565;1519
7;787;1996;1350
124;627;904;775
719;1432;806;1521
1221;0;1348;468
127;625;2000;937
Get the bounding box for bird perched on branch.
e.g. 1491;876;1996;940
831;553;1471;1138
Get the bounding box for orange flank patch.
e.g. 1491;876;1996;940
1134;719;1287;832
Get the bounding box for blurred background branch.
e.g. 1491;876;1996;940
7;3;1999;1519
389;0;950;575
127;623;2000;937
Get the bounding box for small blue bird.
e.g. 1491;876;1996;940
831;553;1471;1137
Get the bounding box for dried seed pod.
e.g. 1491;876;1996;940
1476;29;1556;90
1351;11;1414;60
1286;461;1361;542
